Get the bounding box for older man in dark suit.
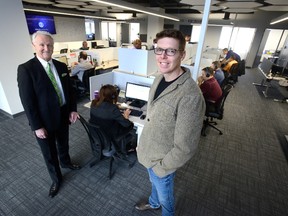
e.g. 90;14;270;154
17;31;81;198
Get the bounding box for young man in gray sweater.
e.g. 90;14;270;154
135;29;205;215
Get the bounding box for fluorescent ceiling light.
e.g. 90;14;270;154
23;8;117;21
91;0;180;22
270;13;288;25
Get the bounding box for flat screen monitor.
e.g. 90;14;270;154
125;82;150;108
25;14;56;34
54;55;68;66
91;42;97;49
259;58;273;76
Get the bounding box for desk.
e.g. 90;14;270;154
253;66;287;98
95;60;118;70
83;101;146;145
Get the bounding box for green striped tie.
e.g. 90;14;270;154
46;62;62;105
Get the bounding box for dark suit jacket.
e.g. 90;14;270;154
17;57;77;131
89;102;133;139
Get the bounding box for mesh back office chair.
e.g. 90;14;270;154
71;68;95;99
78;115;136;179
229;63;239;83
201;84;233;136
221;63;239;88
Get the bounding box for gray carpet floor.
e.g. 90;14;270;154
1;68;288;216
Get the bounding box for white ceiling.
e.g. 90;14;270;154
22;0;288;23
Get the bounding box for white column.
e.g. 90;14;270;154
147;8;164;47
192;0;212;81
0;0;33;116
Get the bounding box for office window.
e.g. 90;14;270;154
101;22;117;41
130;23;140;42
218;26;233;49
230;27;256;60
85;19;95;35
191;25;201;43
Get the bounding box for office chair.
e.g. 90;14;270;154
229;63;239;83
71;68;95;99
201;84;233;136
78;115;136;179
238;59;246;76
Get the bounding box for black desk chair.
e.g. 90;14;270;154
71;68;95;99
78;115;136;179
201;84;233;136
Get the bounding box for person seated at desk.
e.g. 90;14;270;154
221;48;241;65
198;67;222;112
131;39;142;49
90;84;136;153
211;61;225;86
222;55;238;74
70;51;93;82
79;41;89;50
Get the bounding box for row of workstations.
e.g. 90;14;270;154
85;47;220;142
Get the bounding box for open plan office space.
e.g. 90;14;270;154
1;0;288;216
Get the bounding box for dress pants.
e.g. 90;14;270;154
35;107;71;184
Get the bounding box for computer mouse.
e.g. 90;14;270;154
140;114;146;120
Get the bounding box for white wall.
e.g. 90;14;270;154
0;0;34;116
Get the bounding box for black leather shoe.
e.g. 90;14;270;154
135;203;160;211
48;183;60;198
62;163;81;170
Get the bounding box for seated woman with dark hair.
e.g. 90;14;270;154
90;85;135;153
198;67;223;113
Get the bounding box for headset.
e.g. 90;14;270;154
205;67;211;77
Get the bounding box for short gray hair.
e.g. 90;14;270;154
32;31;54;44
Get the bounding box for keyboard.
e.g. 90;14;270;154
129;109;143;117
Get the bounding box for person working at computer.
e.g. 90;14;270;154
70;51;93;82
198;67;222;113
211;61;225;86
135;29;205;216
222;54;238;74
221;48;241;65
132;39;142;49
79;41;89;50
89;84;136;153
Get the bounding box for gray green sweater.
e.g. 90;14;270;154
137;69;205;177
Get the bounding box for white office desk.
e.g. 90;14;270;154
95;60;118;70
83;101;146;144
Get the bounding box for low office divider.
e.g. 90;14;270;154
89;70;155;101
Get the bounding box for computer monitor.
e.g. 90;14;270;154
125;82;150;108
91;41;97;49
259;58;273;76
56;55;68;66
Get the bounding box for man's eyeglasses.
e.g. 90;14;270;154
154;47;183;56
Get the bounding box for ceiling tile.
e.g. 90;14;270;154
259;5;288;11
83;5;109;10
23;0;53;4
76;8;100;12
220;2;263;8
265;0;288;5
181;0;220;6
224;8;256;13
55;1;87;6
53;4;80;9
192;5;223;11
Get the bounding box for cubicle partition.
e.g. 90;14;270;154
118;48;158;76
89;70;155;100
